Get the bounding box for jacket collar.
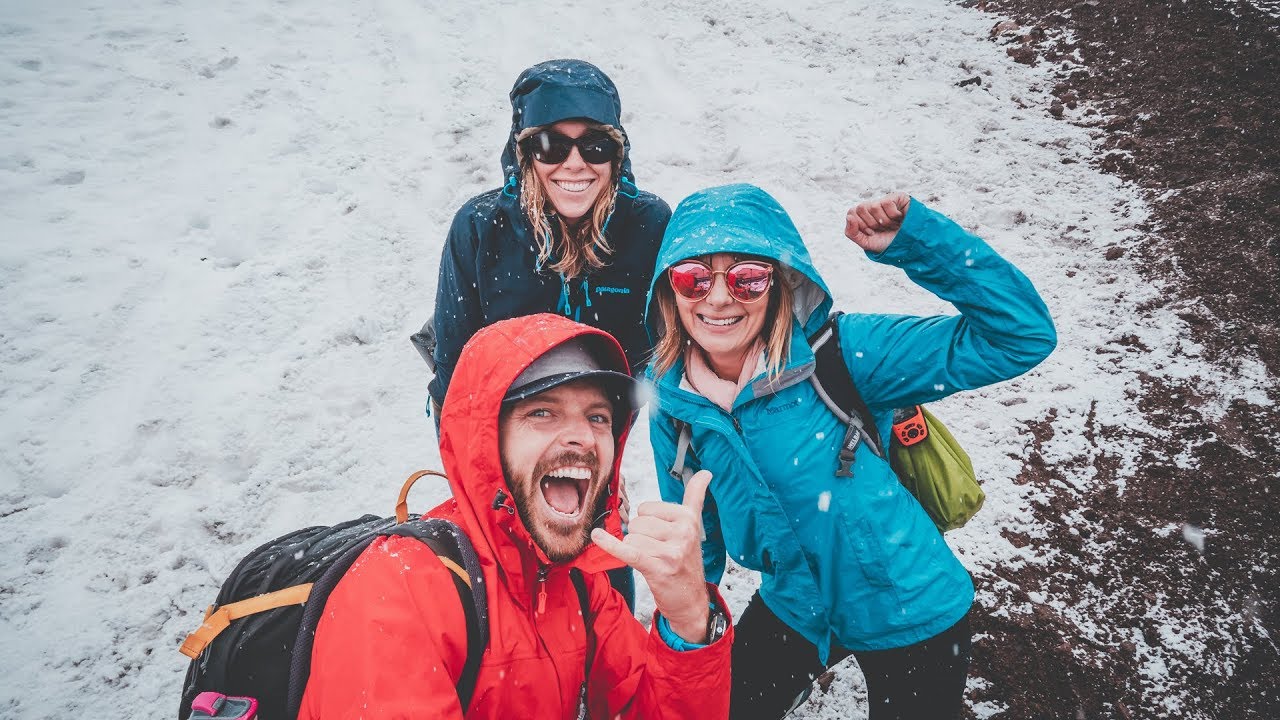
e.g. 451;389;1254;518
654;322;818;418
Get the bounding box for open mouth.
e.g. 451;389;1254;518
539;465;592;518
698;314;743;327
553;179;594;193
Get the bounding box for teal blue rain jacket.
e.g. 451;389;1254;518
644;184;1056;659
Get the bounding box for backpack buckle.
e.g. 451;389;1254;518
835;422;861;478
835;456;856;478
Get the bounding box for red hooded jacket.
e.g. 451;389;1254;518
299;314;732;719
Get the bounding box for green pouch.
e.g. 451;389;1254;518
889;407;984;532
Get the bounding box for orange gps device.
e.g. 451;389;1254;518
891;405;928;446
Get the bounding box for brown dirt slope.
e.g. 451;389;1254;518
958;1;1280;718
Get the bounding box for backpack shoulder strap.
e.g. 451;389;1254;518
569;569;592;666
569;568;594;714
807;311;885;475
287;525;393;720
668;418;696;484
389;518;489;711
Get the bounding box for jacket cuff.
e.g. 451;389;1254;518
654;584;730;652
865;196;934;266
656;613;706;651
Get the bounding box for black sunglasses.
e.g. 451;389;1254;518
520;130;620;165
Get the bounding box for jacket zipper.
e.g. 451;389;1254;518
528;563;568;712
535;564;549;614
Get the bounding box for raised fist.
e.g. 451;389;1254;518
845;192;910;254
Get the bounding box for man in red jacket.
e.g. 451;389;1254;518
300;314;732;719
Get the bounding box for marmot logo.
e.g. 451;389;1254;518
766;398;801;415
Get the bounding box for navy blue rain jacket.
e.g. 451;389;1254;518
644;184;1057;658
428;60;670;406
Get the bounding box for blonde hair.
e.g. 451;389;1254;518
518;125;622;278
651;265;794;383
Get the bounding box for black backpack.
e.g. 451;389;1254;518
178;471;489;720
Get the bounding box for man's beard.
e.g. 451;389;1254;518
504;450;611;563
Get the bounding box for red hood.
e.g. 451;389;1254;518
435;314;630;595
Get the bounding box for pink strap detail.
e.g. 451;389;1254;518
191;692;224;716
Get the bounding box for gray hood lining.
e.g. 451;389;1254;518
780;264;828;328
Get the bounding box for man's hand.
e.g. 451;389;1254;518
845;192;910;254
591;470;713;644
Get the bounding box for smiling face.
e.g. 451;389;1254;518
530;120;614;224
672;253;773;380
499;379;617;563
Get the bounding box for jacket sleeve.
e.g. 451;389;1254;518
585;576;733;720
839;197;1058;410
428;207;485;408
298;537;471;720
649;408;728;585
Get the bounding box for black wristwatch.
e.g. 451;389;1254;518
706;603;729;644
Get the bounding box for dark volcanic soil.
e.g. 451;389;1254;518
957;1;1280;718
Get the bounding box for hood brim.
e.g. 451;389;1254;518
501;59;633;184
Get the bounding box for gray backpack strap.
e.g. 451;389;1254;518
832;402;871;478
669;419;696;484
668;419;709;542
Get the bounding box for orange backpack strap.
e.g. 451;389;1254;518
179;584;314;659
436;556;470;588
395;469;449;523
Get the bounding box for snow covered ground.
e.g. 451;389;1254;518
2;0;1272;718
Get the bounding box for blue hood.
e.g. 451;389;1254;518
644;184;833;342
500;59;634;186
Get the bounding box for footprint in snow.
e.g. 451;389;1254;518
199;56;239;78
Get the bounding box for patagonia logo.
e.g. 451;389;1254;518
594;286;632;296
766;398;802;415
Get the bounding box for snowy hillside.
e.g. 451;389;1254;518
1;0;1271;718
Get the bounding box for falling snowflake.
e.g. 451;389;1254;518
1182;524;1205;553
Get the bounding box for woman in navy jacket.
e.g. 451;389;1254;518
421;59;670;609
645;184;1057;719
424;59;669;412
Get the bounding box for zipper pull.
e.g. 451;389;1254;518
536;565;549;614
492;489;515;514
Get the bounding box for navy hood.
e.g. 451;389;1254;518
500;59;635;186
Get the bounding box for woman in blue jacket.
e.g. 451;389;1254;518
421;60;671;609
644;184;1056;719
